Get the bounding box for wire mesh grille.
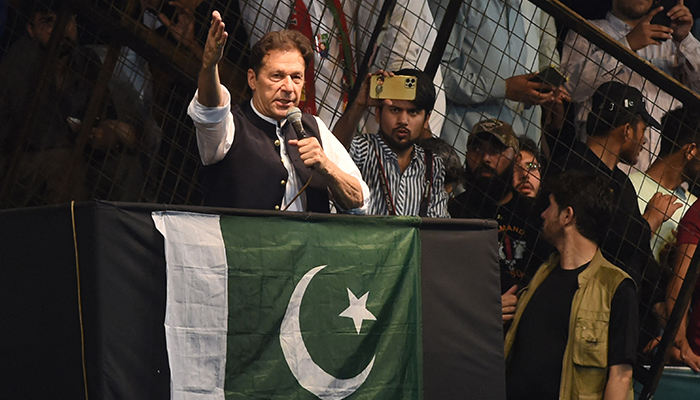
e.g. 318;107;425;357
2;0;700;396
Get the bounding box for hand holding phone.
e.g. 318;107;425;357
528;66;568;88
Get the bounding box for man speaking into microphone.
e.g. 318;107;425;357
187;12;368;213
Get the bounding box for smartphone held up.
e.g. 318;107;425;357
370;75;418;101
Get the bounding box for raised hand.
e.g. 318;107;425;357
354;70;393;109
202;10;227;70
668;0;693;42
643;192;682;232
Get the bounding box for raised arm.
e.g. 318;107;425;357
332;71;390;149
197;11;228;107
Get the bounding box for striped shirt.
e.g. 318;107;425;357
350;133;449;218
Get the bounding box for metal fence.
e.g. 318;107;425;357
1;0;699;397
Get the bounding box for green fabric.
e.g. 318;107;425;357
220;215;422;399
636;367;700;400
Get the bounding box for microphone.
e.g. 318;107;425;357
286;107;307;140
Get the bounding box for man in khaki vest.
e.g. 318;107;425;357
504;170;638;400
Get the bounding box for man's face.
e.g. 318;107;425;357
613;0;654;20
513;150;541;198
466;135;515;179
619;120;647;165
248;49;305;121
541;194;565;245
376;100;429;152
465;135;516;200
27;11;78;55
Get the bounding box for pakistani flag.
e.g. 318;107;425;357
153;211;422;400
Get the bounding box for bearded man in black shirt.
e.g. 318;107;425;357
505;170;638;400
449;119;552;322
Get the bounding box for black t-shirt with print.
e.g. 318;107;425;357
449;189;552;293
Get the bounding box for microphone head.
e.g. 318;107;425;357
286;107;302;124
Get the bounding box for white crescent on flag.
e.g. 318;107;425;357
279;265;376;400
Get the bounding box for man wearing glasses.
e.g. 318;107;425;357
513;136;544;199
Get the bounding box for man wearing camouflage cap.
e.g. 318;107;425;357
449;118;552;323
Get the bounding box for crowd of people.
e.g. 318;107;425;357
186;0;700;398
3;0;700;398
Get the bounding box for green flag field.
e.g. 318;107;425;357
154;211;422;400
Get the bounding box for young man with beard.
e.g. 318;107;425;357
505;170;638;400
629;107;700;262
448;118;552;321
333;69;449;217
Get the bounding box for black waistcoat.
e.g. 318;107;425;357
201;101;330;212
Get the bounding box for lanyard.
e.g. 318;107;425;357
372;143;397;215
372;142;434;217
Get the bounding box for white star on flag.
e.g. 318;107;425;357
339;288;376;334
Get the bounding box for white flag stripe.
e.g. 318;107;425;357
153;211;228;400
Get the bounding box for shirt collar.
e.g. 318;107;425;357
606;11;633;34
374;133;421;164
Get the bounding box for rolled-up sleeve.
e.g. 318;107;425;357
187;86;235;165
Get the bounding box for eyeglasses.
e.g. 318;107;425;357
517;161;541;173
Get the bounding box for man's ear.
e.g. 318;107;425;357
684;143;698;160
561;205;575;226
26;22;35;39
622;123;633;142
247;69;257;91
423;111;432;130
374;105;382;124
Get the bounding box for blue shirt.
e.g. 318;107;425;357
436;0;543;160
